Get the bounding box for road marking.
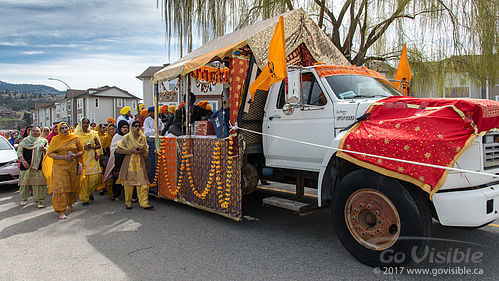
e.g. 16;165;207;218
257;186;318;198
489;223;499;228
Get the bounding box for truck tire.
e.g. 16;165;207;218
242;163;258;195
331;169;431;267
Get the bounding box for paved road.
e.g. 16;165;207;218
0;184;497;281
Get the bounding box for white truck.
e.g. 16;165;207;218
238;64;499;266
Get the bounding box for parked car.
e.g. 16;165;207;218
0;136;19;186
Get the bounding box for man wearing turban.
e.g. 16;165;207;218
116;106;133;126
144;106;164;137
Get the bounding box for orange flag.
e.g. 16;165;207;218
393;43;412;95
249;16;287;98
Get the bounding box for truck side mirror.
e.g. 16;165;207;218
286;68;301;105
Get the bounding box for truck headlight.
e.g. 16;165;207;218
484;135;495;143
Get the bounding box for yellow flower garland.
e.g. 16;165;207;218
151;137;236;209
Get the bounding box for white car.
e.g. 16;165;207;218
0;136;19;186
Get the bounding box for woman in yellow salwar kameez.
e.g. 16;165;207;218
42;122;84;219
74;118;103;205
116;120;153;209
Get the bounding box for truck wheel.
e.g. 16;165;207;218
332;169;431;267
242;163;258;195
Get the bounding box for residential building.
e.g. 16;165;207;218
32;86;140;126
68;86;140;125
136;66;163;107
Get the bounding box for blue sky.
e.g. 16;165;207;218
0;0;180;98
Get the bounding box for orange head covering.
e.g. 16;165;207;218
94;124;106;141
42;122;85;194
140;109;148;118
107;117;115;124
101;124;116;149
178;102;185;108
160;105;168;114
206;104;212;111
197;100;208;109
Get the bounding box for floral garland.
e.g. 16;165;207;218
219;135;235;208
160;81;179;101
150;137;236;209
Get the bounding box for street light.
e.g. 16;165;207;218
48;77;74;126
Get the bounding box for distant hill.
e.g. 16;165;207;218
0;81;66;112
0;81;64;95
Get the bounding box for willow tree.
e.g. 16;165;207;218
157;0;497;97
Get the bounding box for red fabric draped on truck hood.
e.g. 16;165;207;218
337;96;499;196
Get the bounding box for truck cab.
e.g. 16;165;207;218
241;64;499;266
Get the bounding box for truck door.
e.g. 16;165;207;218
263;71;334;172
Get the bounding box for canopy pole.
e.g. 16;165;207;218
186;74;191;136
154;83;159;151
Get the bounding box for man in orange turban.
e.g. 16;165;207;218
135;108;148;126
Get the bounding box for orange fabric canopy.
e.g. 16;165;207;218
315;65;389;83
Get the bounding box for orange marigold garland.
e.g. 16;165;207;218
153;137;236;209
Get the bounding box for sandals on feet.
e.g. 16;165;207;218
59;214;67;220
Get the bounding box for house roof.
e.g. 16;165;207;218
34;103;52;110
136;66;163;79
153;8;349;83
64;89;87;99
63;86;140;99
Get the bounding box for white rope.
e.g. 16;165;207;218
232;123;499;179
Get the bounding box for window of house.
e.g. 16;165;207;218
117;98;123;107
77;113;83;122
67;102;70;110
132;100;137;110
94;98;99;108
169;79;178;90
77;98;83;109
91;113;96;123
56;105;60;113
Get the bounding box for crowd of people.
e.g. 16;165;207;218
0;95;216;220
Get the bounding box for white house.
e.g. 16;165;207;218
33;86;140;126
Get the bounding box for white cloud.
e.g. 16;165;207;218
22;50;45;55
0;53;176;99
0;41;27;46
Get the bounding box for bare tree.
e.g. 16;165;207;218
157;0;497;95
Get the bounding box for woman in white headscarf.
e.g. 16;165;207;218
17;127;48;208
103;120;129;200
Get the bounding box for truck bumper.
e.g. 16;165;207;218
433;184;499;227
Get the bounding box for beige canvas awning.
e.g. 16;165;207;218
153;9;350;83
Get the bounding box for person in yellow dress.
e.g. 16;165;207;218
74;118;103;205
116;120;153;209
42;122;84;219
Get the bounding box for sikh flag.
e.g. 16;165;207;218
249;16;287;98
393;43;412;95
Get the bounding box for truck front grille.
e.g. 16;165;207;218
483;132;499;169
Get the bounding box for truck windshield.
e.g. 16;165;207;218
325;75;400;99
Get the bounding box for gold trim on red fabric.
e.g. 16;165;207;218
336;101;481;199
